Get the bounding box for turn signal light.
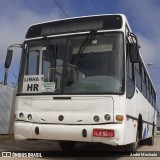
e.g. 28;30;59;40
116;115;124;121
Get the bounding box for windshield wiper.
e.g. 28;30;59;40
78;29;97;56
70;29;97;66
43;35;57;60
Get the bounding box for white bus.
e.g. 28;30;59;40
5;14;158;152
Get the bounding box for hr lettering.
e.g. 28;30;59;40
27;84;39;91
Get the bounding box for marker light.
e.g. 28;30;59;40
104;114;111;121
27;114;32;120
116;115;124;121
19;113;24;119
14;113;16;119
93;115;100;122
58;115;64;121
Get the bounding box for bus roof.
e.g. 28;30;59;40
25;14;126;39
27;13;127;29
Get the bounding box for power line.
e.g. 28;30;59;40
91;0;100;14
53;0;70;18
59;0;72;17
113;0;121;13
52;0;71;18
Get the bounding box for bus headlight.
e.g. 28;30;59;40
19;113;24;119
104;114;111;121
27;114;32;120
93;115;100;122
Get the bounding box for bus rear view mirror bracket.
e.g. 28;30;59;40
5;49;13;69
128;43;140;63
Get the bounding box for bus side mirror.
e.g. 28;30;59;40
5;49;13;69
128;43;140;63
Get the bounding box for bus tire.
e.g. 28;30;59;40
123;142;136;153
138;115;143;144
146;123;154;146
59;141;76;150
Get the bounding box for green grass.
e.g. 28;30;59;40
0;134;14;141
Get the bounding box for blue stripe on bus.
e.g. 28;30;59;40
142;124;149;139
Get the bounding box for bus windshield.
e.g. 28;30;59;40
19;32;124;94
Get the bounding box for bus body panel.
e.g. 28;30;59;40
14;121;125;146
15;96;114;124
125;87;156;145
14;95;126;146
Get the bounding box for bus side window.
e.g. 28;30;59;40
146;76;150;102
126;50;135;98
135;63;142;92
27;50;40;75
153;91;156;107
148;82;152;104
142;66;147;98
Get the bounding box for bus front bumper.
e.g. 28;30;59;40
14;121;124;146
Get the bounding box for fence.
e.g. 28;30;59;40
0;85;16;134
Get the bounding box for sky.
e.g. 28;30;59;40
0;0;160;108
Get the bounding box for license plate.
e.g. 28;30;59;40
93;129;114;138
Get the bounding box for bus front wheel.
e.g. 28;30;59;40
59;141;76;150
123;141;138;153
